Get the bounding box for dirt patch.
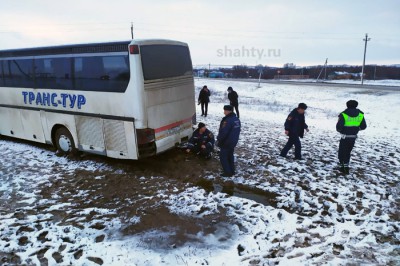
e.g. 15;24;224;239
196;178;280;207
121;206;231;249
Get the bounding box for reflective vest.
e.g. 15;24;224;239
342;112;364;127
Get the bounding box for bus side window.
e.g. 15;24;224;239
2;61;11;87
74;56;104;91
73;57;83;91
102;56;130;92
34;58;49;89
35;58;72;90
73;55;129;92
9;59;34;88
52;58;72;90
0;61;4;86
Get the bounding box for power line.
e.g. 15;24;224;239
0;21;398;40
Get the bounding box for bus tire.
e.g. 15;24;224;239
55;127;77;155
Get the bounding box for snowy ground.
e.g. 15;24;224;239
323;79;400;87
276;79;400;87
0;78;399;265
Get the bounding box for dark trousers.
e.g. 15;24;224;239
232;104;239;118
220;148;235;175
338;138;356;165
201;102;208;116
192;145;213;158
280;135;302;159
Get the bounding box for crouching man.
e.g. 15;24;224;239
186;122;215;159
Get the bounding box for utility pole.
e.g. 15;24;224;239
257;67;263;88
361;33;371;85
316;58;328;82
130;22;134;39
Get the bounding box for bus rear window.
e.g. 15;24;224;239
140;45;193;81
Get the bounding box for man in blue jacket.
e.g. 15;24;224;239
280;103;309;160
217;105;241;177
186;122;215;159
336;100;367;174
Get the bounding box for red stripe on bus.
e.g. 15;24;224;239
154;117;193;134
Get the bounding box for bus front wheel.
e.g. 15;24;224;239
55;127;77;155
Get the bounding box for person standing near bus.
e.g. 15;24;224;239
336;100;367;174
227;87;239;118
217;105;241;177
198;85;211;117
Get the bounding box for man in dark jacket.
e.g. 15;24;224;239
227;87;239;118
186;122;215;159
198;85;211;117
336;100;367;174
217;105;241;177
280;103;309;160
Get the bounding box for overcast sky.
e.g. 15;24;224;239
0;0;399;67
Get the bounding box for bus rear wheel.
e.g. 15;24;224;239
55;127;77;155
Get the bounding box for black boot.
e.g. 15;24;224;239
344;164;350;175
339;163;346;174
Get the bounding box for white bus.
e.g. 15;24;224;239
0;39;196;159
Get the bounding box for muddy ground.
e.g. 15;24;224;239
1;80;400;265
1;136;269;265
1;125;399;265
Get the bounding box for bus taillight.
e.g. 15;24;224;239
136;128;156;158
136;128;155;145
129;45;140;54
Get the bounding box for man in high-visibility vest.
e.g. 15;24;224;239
336;100;367;174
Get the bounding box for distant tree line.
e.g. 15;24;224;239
197;64;400;80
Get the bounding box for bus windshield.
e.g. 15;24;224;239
140;45;192;81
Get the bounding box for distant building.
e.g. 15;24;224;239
194;69;206;77
208;71;225;78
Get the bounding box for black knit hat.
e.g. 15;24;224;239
198;122;206;129
224;105;233;111
227;87;233;91
298;103;308;110
346;100;358;108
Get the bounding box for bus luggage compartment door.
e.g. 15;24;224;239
75;116;106;155
103;120;136;159
74;116;137;159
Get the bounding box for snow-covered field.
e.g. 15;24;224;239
323;79;400;87
278;79;400;87
0;78;399;265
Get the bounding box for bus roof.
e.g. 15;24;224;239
132;39;188;47
0;39;188;58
